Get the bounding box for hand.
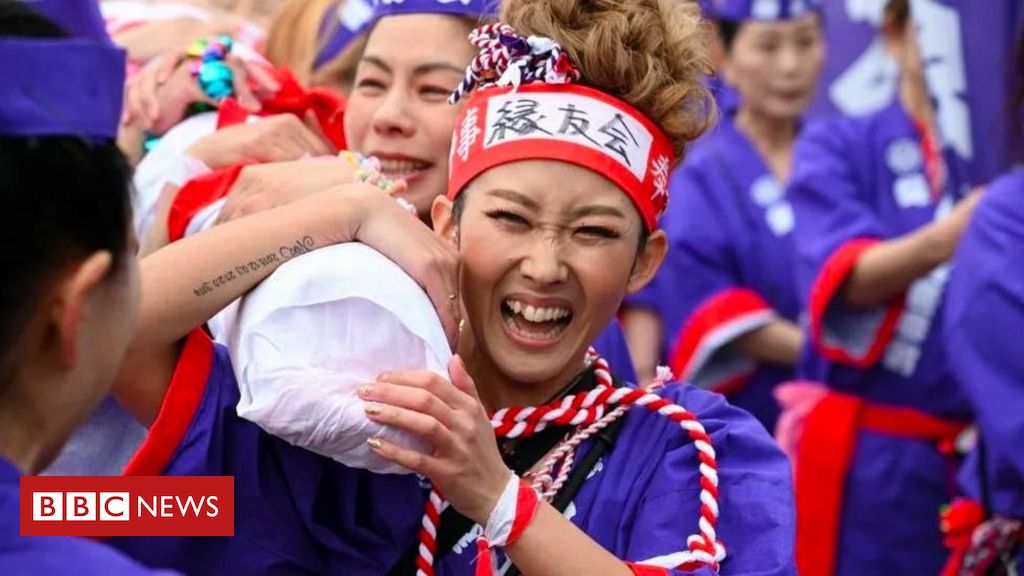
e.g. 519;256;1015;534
350;191;461;347
360;356;511;525
186;113;335;170
113;16;241;64
122;48;278;135
216;156;385;224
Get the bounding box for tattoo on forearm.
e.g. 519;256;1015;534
192;236;316;298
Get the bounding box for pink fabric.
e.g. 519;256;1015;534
773;381;830;462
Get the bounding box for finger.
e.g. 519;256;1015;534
227;55;260;112
155;52;181;84
447;355;482;404
358;379;459;426
302;110;337;155
244;61;281;97
366;437;439;477
363;402;454;449
422;260;461;350
138;65;163;125
292;115;331;157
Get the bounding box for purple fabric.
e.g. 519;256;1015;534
652;119;801;430
788;101;973;575
26;0;111;41
945;168;1024;519
436;382;796;575
0;38;125;139
313;0;373;69
314;0;499;69
109;334;792;574
109;344;424;575
810;1;1024;185
0;458;174;575
807;2;898;120
913;0;1024;185
592;318;638;385
707;0;821;21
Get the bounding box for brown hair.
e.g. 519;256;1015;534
262;0;338;84
501;0;716;162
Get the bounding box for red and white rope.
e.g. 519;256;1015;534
449;23;581;105
414;351;726;575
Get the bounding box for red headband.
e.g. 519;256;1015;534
448;82;674;231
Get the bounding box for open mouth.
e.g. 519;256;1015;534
374;157;434;179
500;297;574;345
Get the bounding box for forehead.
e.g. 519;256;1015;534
363;14;476;66
735;12;821;39
469;160;636;211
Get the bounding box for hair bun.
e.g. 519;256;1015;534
501;0;715;161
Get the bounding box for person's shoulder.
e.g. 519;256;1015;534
626;381;788;464
981;167;1024;216
0;534;176;575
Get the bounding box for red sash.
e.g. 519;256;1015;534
795;392;968;576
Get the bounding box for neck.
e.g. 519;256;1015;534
734;107;798;153
459;339;587;411
735;107;798;181
0;397;55;475
900;71;936;130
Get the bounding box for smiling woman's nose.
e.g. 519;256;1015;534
519;233;568;285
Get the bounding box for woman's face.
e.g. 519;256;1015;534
723;13;825;122
344;14;476;217
436;160;666;386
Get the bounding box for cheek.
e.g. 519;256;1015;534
342;96;375;151
428;108;459;160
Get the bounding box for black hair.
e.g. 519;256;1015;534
716;18;742;53
0;0;134;384
884;0;910;31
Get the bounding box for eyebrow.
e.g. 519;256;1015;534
361;55;464;76
487;189;626;219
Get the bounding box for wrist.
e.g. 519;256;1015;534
471;469;516;526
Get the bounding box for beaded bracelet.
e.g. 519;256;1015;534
338;151;404;195
186;35;235;101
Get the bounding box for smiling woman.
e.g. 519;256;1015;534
100;2;794;576
344;12;479;216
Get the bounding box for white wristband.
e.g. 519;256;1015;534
482;473;521;547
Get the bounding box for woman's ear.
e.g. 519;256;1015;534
626;230;667;294
51;251;114;369
431;195;459;247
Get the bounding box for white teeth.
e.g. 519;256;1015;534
377;159;429;174
504;298;571;323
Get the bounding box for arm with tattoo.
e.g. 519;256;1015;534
115;185;378;426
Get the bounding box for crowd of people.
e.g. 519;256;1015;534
1;0;1022;574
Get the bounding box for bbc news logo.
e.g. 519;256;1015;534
21;476;233;537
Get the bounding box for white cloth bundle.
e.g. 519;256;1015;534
227;243;450;474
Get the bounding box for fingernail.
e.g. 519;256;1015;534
376;372;390;382
366;437;383;450
364;402;381;416
357;385;372;398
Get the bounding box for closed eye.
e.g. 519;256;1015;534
486;209;530;227
356;78;386;92
575;226;620;240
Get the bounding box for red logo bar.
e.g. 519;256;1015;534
20;476;233;537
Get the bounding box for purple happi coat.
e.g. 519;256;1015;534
110;327;794;575
646;118;802;431
945;168;1024;567
787;101;973;575
0;458;175;575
